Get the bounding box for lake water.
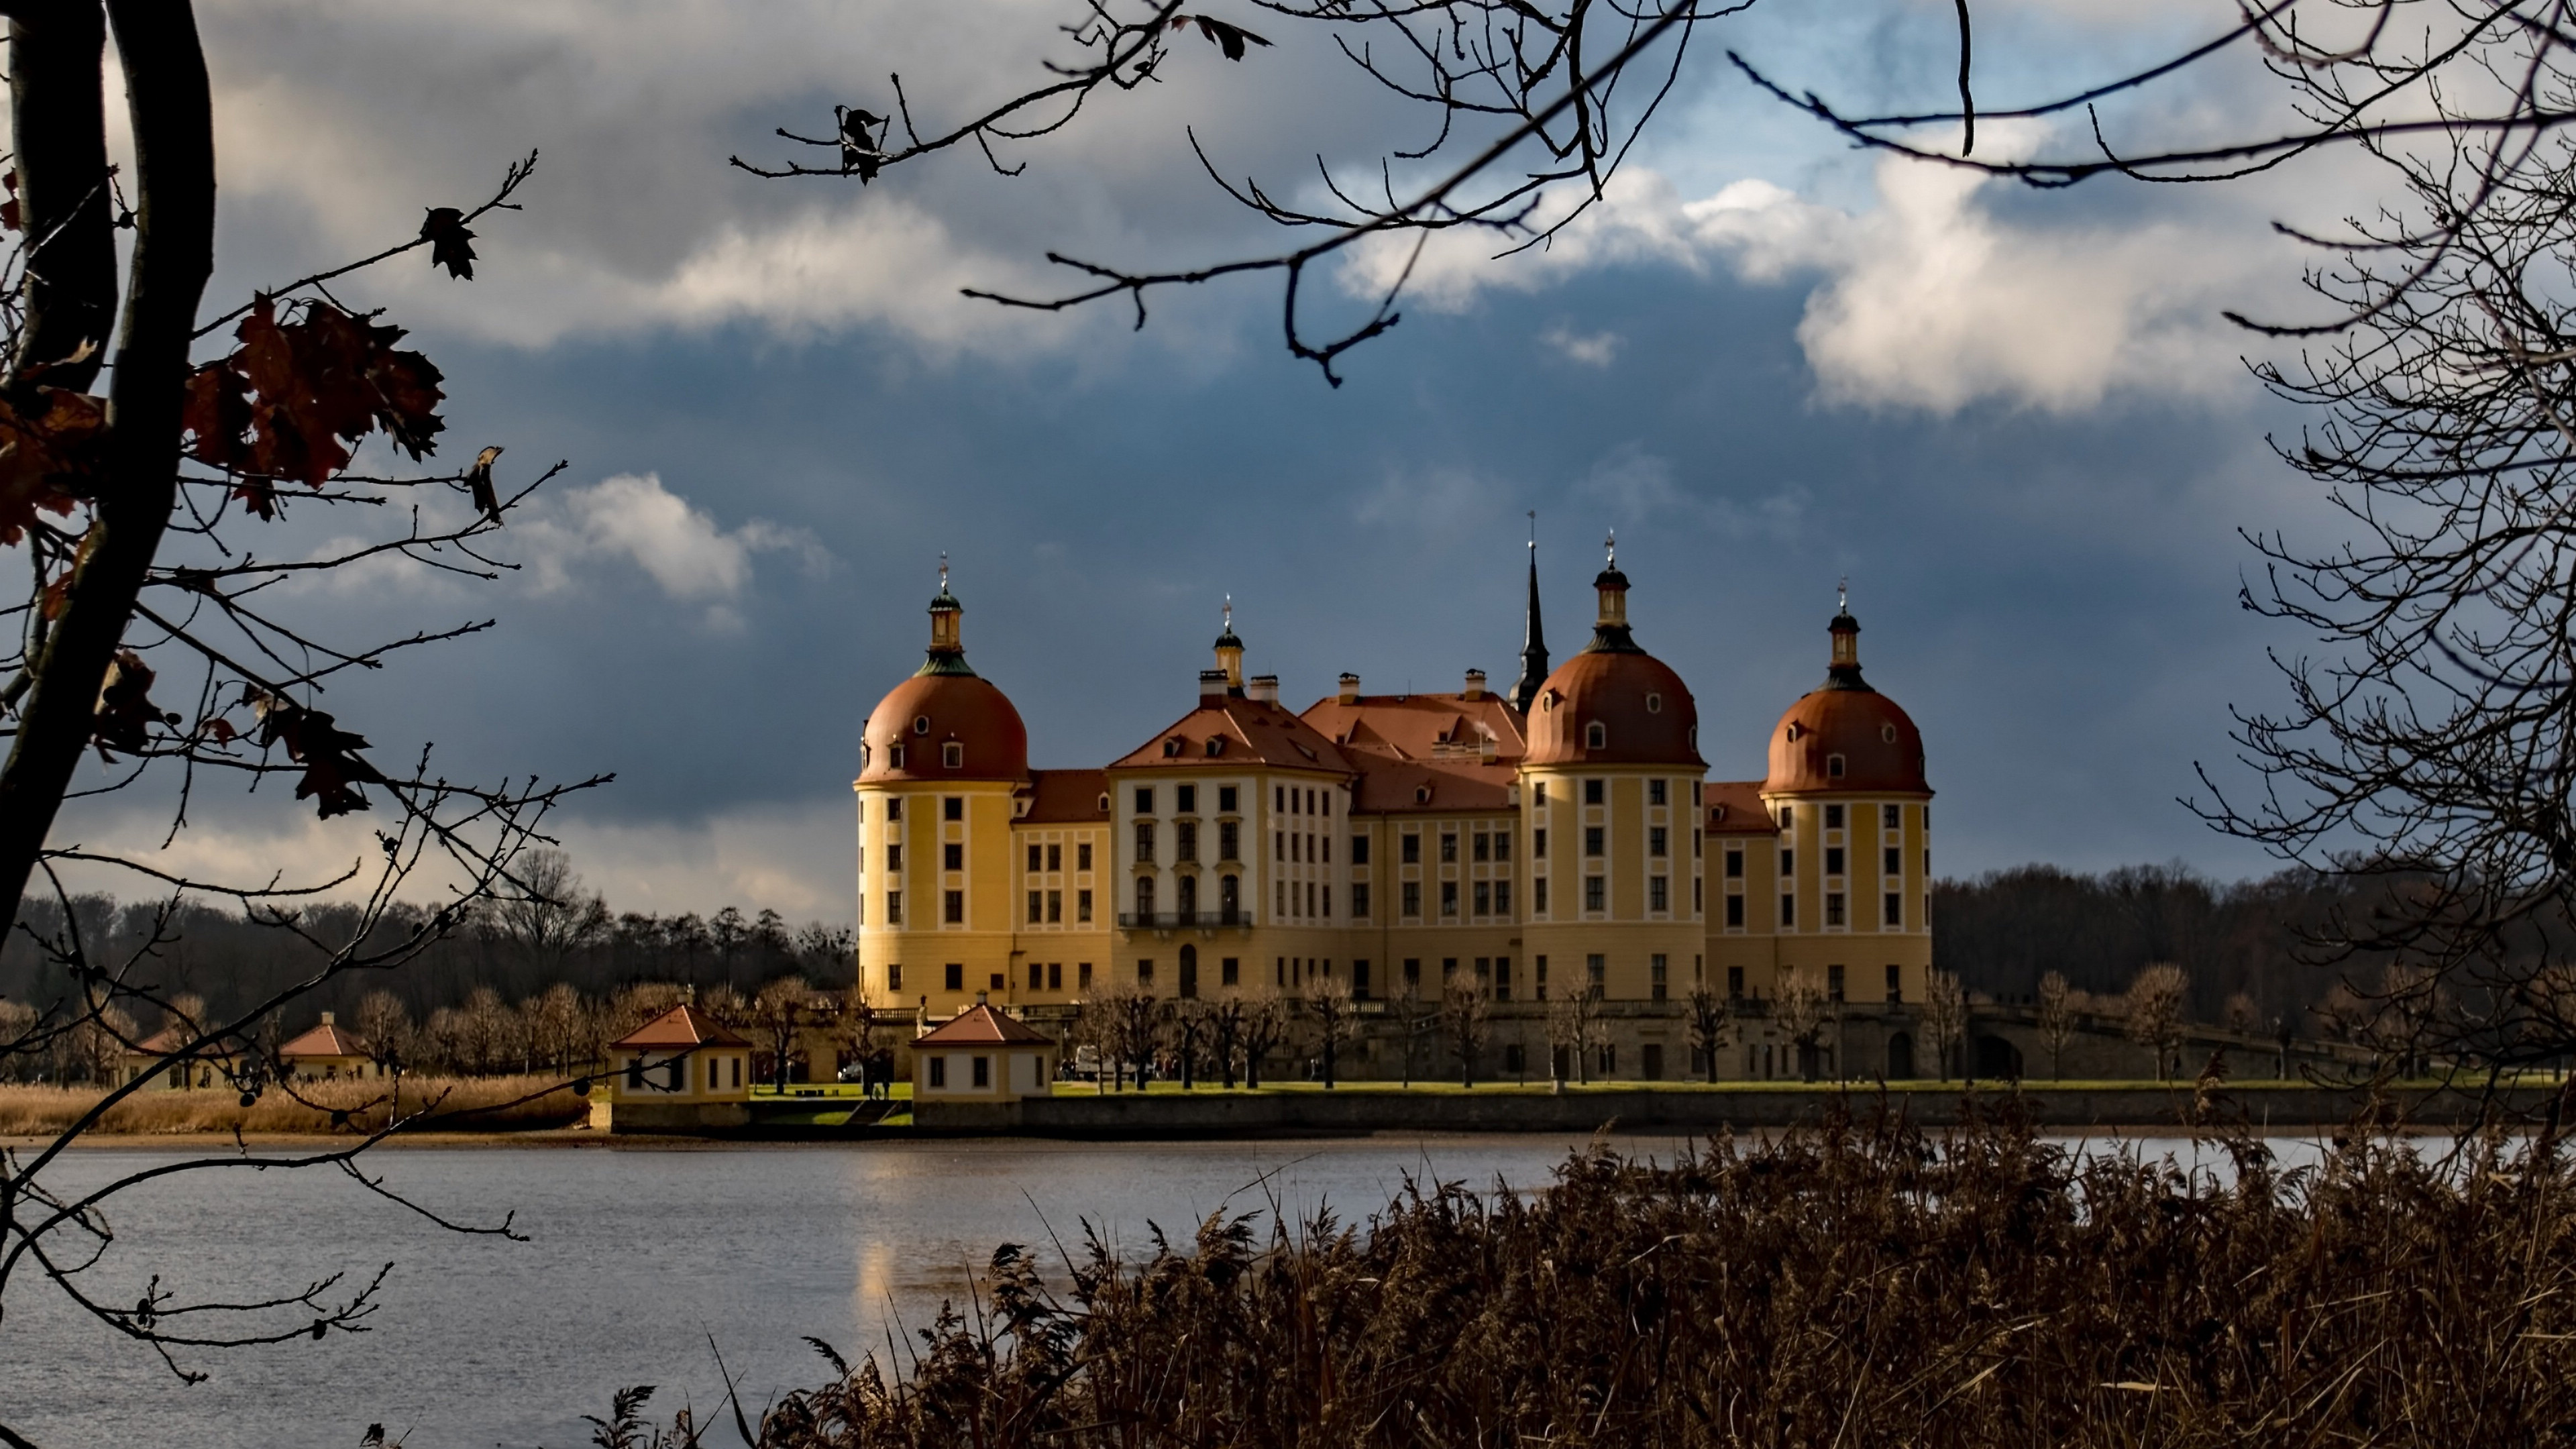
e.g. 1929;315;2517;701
1;1131;2352;1448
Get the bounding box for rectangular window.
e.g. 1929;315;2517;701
1280;831;1291;862
1650;779;1668;806
928;1057;947;1088
1353;959;1371;997
1220;820;1240;860
888;963;903;992
1048;889;1063;923
1494;956;1513;1001
1138;959;1155;985
1079;962;1093;989
1586;954;1606;998
1727;966;1744;998
1401;833;1421;863
1027;890;1042;924
1827;964;1845;1001
1777;804;1792;828
1884;804;1900;829
1650;827;1668;857
1220;785;1239;812
1585;779;1605;805
1049;962;1063;989
1136;787;1155;815
1473;881;1491;916
1403;959;1421;991
1402;881;1422;917
1694;877;1703;912
1078;842;1093;871
1440;833;1458;863
972;1056;990;1088
1725;894;1743;927
945;963;964;991
1886;965;1902;1000
1885;892;1902;927
1077;889;1093;922
1585;876;1605;912
1825;846;1845;876
1885;847;1901;876
1534;827;1548;857
1827;892;1845;926
1650;876;1669;912
945;890;965;924
1222;957;1240;986
1494;879;1512;916
1534;955;1548;996
1352;882;1371;918
1781;894;1796;927
1350;834;1368;864
1048;843;1063;872
1493;830;1512;863
1177;784;1197;814
1825;804;1845;829
887;796;904;820
1694;829;1702;857
887;891;903;924
1651;954;1668;1002
888;844;902;873
1725;849;1743;879
945;843;963;871
1472;831;1490;863
1177;820;1198;862
1441;880;1459;916
1534;878;1549;913
1585;826;1604;857
1134;822;1155;863
1534;782;1548;806
1029;961;1044;990
945;797;963;822
1780;848;1794;875
1028;843;1042;873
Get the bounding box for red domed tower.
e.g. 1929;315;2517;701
1519;539;1708;1002
1760;588;1933;1008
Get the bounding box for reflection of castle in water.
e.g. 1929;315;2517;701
851;544;1935;1081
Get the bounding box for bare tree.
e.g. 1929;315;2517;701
2035;971;2076;1083
1440;976;1492;1088
1922;969;1967;1083
1389;973;1434;1087
1773;969;1831;1083
1304;975;1356;1089
1168;997;1209;1089
1546;989;1601;1087
1236;988;1287;1090
2125;963;2190;1083
1684;983;1730;1083
753;975;814;1089
1204;994;1246;1089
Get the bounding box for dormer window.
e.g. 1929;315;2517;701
860;742;871;768
1646;693;1662;713
1097;793;1111;812
1786;722;1803;742
1163;737;1183;757
943;742;965;769
1827;753;1846;779
1882;724;1898;743
890;744;907;769
914;715;931;735
1585;721;1607;749
1205;737;1226;757
1415;786;1433;804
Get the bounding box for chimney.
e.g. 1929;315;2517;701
1337;672;1360;704
1248;674;1279;704
1462;668;1487;701
976;989;989;1006
321;1011;335;1026
1200;669;1228;702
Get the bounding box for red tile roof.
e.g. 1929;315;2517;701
280;1021;370;1059
610;1002;751;1050
1703;780;1780;835
1304;691;1529;814
1020;767;1110;822
914;1003;1055;1046
1110;698;1356;774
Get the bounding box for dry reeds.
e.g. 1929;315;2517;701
0;1074;589;1137
722;1095;2576;1447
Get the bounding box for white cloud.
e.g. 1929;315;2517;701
1541;324;1623;366
520;472;828;616
1343;125;2286;415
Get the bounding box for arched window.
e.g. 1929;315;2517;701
1220;874;1240;921
1163;737;1183;757
1827;753;1846;779
1134;877;1156;920
1585;721;1607;749
943;742;964;769
1205;737;1226;757
1177;873;1198;917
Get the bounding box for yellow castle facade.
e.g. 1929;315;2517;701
853;547;1935;1079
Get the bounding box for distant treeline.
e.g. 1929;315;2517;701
1933;863;2385;1023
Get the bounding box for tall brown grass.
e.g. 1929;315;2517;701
712;1095;2576;1447
0;1075;590;1136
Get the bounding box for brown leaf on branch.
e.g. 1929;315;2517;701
1172;15;1271;61
180;297;447;492
2;172;19;233
248;688;388;818
466;444;503;521
420;206;477;280
93;650;181;761
0;386;108;545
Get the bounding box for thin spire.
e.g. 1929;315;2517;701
1510;517;1550;713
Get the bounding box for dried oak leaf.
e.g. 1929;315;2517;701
183;297;447;493
420;206;477;280
1173;14;1271;60
93;650;180;761
466;444;502;521
250;690;387;818
0;386;108;545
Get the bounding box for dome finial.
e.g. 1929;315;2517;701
1223;594;1232;633
1605;529;1616;568
940;551;949;592
1838;575;1847;614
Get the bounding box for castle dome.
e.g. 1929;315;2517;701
1523;547;1705;768
1764;601;1928;795
857;566;1030;784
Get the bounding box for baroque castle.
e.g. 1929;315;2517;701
853;543;1935;1081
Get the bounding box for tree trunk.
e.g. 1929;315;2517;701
0;0;217;922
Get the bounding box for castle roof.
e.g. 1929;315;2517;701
1110;697;1356;775
610;1003;750;1051
916;1003;1054;1047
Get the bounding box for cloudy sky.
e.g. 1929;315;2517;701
46;0;2396;919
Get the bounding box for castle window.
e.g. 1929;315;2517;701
1097;794;1110;812
945;796;963;821
1585;721;1607;748
1649;779;1667;806
1177;784;1197;814
943;843;963;871
1350;834;1368;865
1078;842;1093;870
1350;882;1369;919
1882;724;1898;743
1827;753;1846;778
1885;847;1900;875
1650;877;1668;912
1585;826;1604;857
1402;881;1421;917
1725;895;1743;927
1585;779;1605;805
1219;786;1239;812
1825;804;1844;828
1163;737;1183;757
890;745;906;769
1048;843;1063;871
1220;820;1240;860
1534;879;1549;913
1493;830;1511;863
1442;881;1459;916
1646;693;1662;713
1440;832;1458;863
1782;894;1796;927
1825;847;1844;876
1134;877;1155;918
1134;822;1155;863
944;891;963;924
1534;782;1548;806
943;742;964;769
1078;889;1093;922
1534;827;1548;856
1585;876;1605;912
1827;964;1845;1001
1135;787;1155;814
860;743;871;769
1725;848;1743;878
1650;827;1668;857
887;892;902;924
1884;804;1900;829
1587;955;1606;998
1205;737;1226;757
1401;833;1421;864
1027;891;1042;924
1785;722;1802;742
1827;892;1846;926
1473;881;1491;916
1885;893;1902;927
1471;831;1489;863
914;715;930;735
1028;844;1042;873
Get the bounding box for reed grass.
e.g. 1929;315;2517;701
710;1093;2576;1447
0;1075;589;1136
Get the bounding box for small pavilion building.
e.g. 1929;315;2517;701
119;1026;236;1090
602;1003;753;1131
912;1003;1057;1103
280;1013;378;1081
